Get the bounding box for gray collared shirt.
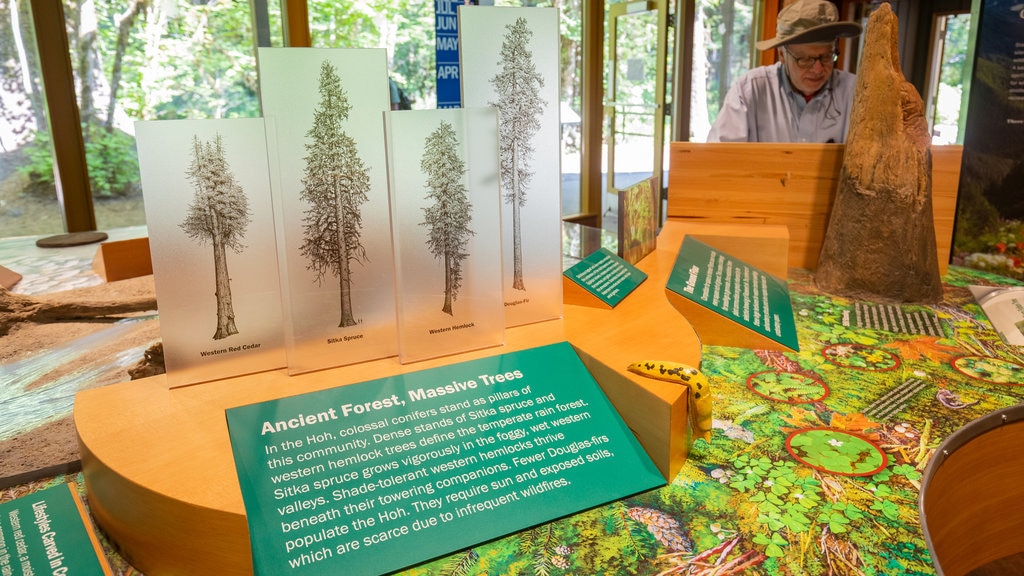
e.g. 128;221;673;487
707;62;857;143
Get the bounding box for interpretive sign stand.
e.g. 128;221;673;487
136;118;287;387
226;342;664;575
562;247;646;308
460;6;564;328
0;483;112;575
666;236;798;351
385;107;505;363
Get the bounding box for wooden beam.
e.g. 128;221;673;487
282;0;311;47
30;0;95;232
671;0;696;142
580;0;604;225
759;0;781;66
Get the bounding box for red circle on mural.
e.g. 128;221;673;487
785;428;889;477
951;355;1024;386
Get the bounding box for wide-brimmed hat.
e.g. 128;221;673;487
756;0;862;51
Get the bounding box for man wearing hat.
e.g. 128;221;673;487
707;0;863;143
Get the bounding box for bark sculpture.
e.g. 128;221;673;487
815;3;943;303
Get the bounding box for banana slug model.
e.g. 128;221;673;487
627;360;712;442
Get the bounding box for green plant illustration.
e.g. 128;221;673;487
786;429;887;476
747;371;829;403
342;267;1023;575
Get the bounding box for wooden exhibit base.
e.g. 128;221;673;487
74;221;703;576
664;223;795;351
92;237;153;282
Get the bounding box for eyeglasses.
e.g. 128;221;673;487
784;47;839;69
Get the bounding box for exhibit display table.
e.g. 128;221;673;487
74;221;707;575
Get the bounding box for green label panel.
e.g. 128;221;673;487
0;483;110;576
226;342;664;575
563;247;647;307
668;236;799;350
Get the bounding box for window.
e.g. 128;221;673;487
927;12;971;145
2;0;278;237
693;0;756;142
0;0;65;237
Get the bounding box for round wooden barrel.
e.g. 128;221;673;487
919;405;1024;576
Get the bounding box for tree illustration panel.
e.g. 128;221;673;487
136;118;286;387
460;6;563;328
385;107;504;363
258;48;398;375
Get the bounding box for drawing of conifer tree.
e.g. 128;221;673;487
490;16;545;291
421;121;474;316
300;60;371;327
180;133;252;340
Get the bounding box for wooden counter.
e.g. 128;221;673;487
75;221;709;575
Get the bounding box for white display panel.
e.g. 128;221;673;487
258;48;398;374
385;107;505;363
136;118;286;387
459;6;564;327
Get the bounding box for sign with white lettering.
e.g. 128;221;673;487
226;342;665;575
563;247;647;307
667;236;798;350
0;483;112;576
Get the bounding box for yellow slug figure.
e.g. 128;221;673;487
627;361;713;442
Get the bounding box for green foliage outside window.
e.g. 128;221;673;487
19;128;140;198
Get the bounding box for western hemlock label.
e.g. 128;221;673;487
226;342;664;575
668;236;799;350
0;483;112;576
562;248;647;307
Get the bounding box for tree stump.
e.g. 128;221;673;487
815;3;943;303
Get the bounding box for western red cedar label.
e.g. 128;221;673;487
226;342;664;575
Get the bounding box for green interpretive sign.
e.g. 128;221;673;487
668;236;799;351
562;247;647;307
0;483;112;576
226;342;665;575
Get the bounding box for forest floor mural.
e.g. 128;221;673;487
3;265;1023;575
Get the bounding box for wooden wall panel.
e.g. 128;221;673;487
666;142;963;274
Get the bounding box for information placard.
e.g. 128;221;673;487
668;236;799;350
226;342;664;575
562;248;647;307
0;483;112;576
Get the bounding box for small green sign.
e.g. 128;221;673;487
0;483;112;576
668;236;799;350
563;247;647;307
226;342;664;576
